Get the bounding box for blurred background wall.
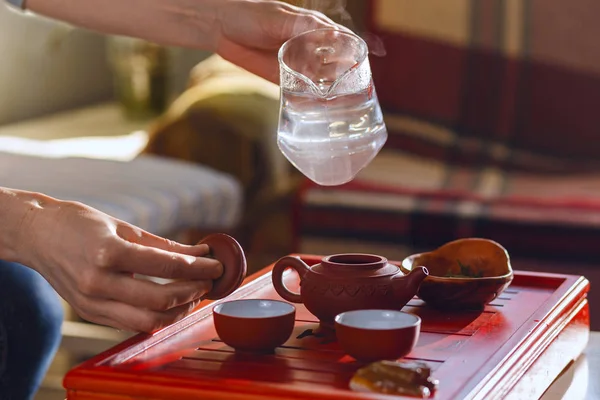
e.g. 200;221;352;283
0;6;210;127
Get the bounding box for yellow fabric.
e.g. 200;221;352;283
144;54;290;194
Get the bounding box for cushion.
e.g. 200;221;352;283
0;152;242;236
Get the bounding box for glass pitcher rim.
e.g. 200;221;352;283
278;28;369;98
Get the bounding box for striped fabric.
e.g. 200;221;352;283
295;0;600;263
367;0;600;167
0;152;242;236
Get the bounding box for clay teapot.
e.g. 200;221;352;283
272;254;429;329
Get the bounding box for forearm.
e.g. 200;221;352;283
0;187;57;264
26;0;221;50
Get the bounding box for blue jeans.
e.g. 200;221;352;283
0;260;64;400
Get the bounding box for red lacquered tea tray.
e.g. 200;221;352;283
64;254;590;400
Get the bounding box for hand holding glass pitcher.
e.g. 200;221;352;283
277;28;388;186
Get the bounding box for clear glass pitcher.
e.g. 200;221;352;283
277;28;387;186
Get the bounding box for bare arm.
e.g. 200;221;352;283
0;187;55;264
26;0;221;51
24;0;342;82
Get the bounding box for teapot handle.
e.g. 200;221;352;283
272;256;309;304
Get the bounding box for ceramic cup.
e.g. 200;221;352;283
335;309;421;362
213;299;296;353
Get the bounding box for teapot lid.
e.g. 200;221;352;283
198;233;247;300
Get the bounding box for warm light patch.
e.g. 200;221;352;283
373;0;471;46
0;131;148;161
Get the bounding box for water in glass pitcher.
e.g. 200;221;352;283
278;84;387;186
277;28;388;186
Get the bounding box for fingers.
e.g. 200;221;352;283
215;0;356;84
218;40;281;83
79;271;213;311
116;223;210;257
283;4;354;38
285;14;333;37
77;296;201;333
109;240;223;280
78;313;129;332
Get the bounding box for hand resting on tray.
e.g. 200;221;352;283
0;188;223;333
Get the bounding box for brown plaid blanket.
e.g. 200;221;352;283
295;0;600;263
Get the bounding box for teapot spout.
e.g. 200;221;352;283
408;266;429;287
391;266;429;306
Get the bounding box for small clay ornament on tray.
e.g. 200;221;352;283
350;360;439;398
198;233;247;300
